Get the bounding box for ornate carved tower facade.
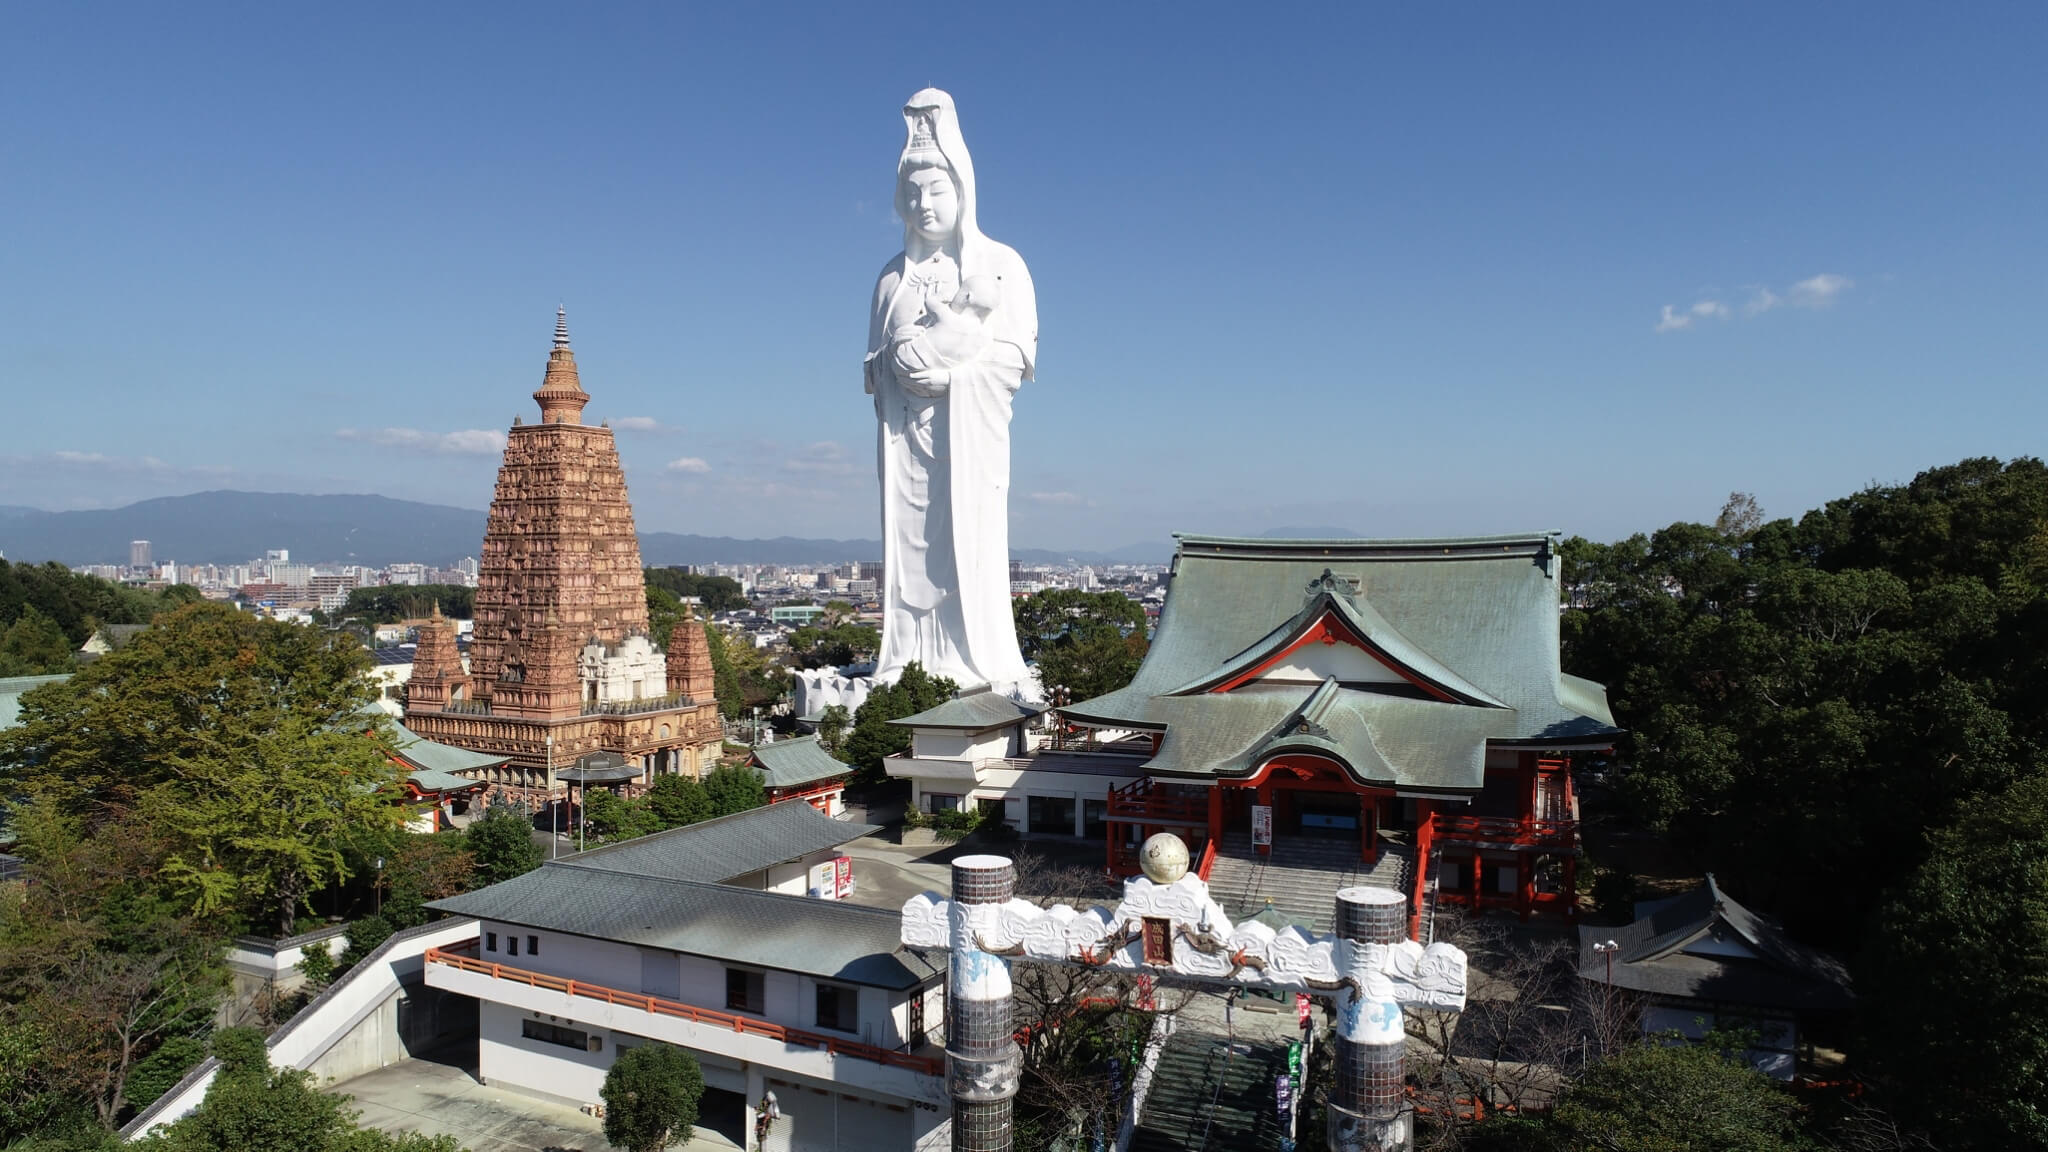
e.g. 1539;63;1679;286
404;310;724;801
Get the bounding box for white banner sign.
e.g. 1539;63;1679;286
1251;804;1273;847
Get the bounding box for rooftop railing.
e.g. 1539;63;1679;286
583;692;693;717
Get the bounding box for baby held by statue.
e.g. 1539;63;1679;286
890;275;999;397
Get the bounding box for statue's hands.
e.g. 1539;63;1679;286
900;365;951;397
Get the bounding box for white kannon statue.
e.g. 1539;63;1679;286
865;88;1034;689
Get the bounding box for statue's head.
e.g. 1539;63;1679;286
898;162;960;245
895;89;976;252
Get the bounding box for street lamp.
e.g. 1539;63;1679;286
372;856;386;917
1592;939;1618;984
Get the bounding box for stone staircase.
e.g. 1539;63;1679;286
1127;1026;1290;1152
1206;832;1413;933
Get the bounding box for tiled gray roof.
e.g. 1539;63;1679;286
427;864;938;990
891;687;1041;732
1064;535;1616;746
1578;875;1852;1011
558;799;879;883
749;736;853;790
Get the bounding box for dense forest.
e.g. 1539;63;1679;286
0;560;200;676
1561;457;2048;1147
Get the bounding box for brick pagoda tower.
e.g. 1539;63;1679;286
404;309;724;803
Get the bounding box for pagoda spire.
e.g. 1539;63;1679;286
533;305;589;424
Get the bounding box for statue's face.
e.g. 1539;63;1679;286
903;167;959;243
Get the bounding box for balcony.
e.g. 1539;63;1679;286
1105;778;1208;826
1427;813;1579;851
422;943;945;1104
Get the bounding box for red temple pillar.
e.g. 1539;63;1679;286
1361;794;1377;866
1208;786;1224;852
1518;854;1535;921
1470;849;1483;910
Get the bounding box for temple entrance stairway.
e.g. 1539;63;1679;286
1127;1024;1290;1152
1206;831;1413;933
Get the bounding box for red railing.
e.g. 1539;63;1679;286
1105;778;1207;825
424;943;944;1076
1196;837;1218;882
1427;813;1578;850
1408;812;1435;943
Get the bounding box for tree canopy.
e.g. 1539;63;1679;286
1013;589;1149;704
0;602;411;935
336;584;473;623
600;1043;703;1152
643;568;748;614
844;662;958;780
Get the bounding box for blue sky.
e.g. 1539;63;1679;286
3;4;2042;554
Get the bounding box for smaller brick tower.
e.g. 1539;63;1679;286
406;604;465;712
667;605;717;701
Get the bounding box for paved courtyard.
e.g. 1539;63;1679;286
330;1055;743;1152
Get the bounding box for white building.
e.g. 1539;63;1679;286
883;688;1147;839
424;802;948;1150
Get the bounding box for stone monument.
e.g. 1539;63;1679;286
865;87;1035;691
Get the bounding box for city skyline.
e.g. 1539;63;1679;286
5;5;2043;550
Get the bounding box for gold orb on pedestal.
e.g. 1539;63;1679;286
1138;833;1191;884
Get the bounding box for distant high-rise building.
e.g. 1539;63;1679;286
129;540;151;568
404;309;723;802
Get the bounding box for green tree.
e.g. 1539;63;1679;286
645;774;713;828
336;585;474;624
1548;1036;1809;1152
462;802;542;886
843;662;958;781
582;790;664;844
817;704;851;754
701;764;765;817
0;801;226;1134
704;622;787;719
136;1027;463;1152
0;604;76;675
600;1043;704;1152
1862;772;2048;1149
786;622;880;670
642;569;748;614
1013;589;1149;703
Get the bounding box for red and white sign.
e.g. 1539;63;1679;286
1296;992;1312;1027
834;855;854;899
1251;804;1273;847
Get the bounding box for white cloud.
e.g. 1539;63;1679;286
1655;300;1727;332
612;415;678;434
1028;491;1089;506
1659;273;1851;331
1789;273;1851;308
665;456;712;474
781;441;856;475
41;451;227;476
334;427;506;456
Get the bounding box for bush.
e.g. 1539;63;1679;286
601;1044;704;1152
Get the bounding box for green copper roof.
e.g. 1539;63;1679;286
388;722;512;775
1058;534;1616;790
0;675;69;730
749;735;853;790
408;769;487;795
890;687;1042;732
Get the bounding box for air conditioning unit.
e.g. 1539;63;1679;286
587;1035;604;1052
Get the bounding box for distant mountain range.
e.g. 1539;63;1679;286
0;491;1171;568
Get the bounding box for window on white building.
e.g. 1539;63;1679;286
726;968;765;1014
528;935;540;955
485;932;498;952
522;1019;593;1051
925;794;961;813
1029;795;1076;835
815;983;858;1033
